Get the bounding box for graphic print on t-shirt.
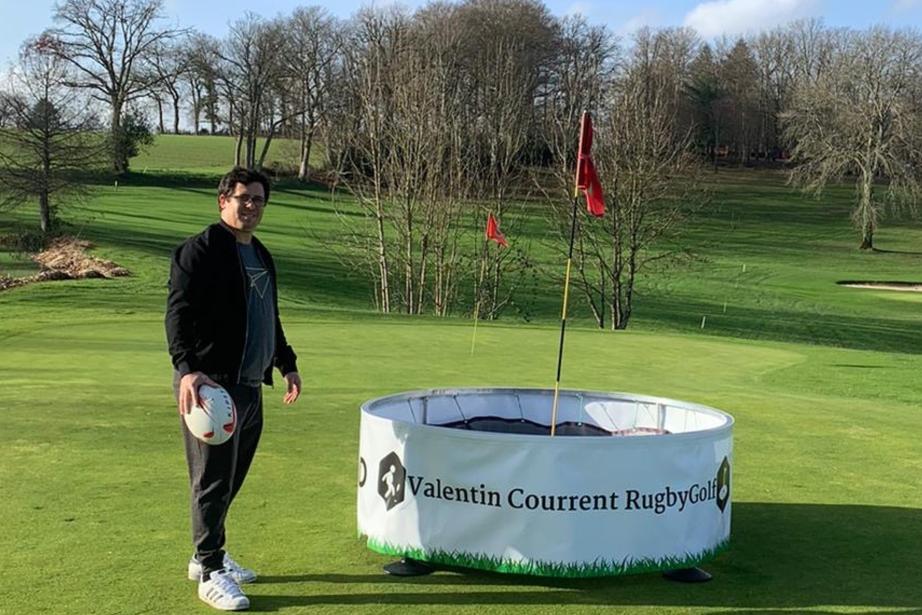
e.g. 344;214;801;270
246;265;270;300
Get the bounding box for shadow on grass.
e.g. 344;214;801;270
113;170;333;196
248;502;922;611
641;294;922;355
109;170;217;189
873;248;922;256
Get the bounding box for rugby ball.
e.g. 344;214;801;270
184;384;236;445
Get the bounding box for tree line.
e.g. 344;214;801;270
2;0;921;326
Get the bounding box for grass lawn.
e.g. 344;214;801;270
132;134;318;176
1;159;922;613
0;250;40;278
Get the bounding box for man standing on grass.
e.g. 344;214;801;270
166;166;302;611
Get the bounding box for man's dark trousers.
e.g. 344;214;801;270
177;377;263;576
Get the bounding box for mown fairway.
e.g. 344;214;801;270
131;134;308;175
2;140;922;613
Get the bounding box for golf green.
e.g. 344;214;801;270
1;146;921;612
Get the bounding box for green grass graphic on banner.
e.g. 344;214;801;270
364;536;730;577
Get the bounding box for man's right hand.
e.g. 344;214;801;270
178;372;218;415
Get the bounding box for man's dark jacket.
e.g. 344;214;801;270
165;223;298;386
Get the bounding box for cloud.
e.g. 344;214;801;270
620;10;663;35
892;0;922;11
565;2;593;17
683;0;820;39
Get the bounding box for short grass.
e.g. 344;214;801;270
132;134;318;176
1;130;316;177
0;250;40;278
2;156;922;613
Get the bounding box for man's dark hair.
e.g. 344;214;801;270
217;167;271;203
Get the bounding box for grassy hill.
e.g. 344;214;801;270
1;137;921;613
131;134;314;176
8;160;919;353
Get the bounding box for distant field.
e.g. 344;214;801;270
1;130;323;176
2;142;922;613
132;134;321;175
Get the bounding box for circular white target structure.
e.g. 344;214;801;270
357;388;733;577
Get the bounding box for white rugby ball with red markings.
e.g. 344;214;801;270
184;384;236;445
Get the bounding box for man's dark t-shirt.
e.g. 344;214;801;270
237;242;275;386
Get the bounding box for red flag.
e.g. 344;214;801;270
486;213;508;247
575;112;606;217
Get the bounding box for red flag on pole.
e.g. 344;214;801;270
486;213;508;247
575;112;606;217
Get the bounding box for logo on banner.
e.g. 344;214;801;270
358;457;367;487
716;456;731;512
378;452;406;511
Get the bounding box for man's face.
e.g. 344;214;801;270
219;182;266;233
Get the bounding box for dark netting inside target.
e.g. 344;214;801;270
440;417;669;436
361;389;719;437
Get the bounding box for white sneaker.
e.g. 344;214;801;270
189;553;257;584
198;569;250;611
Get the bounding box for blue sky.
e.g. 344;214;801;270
3;0;922;68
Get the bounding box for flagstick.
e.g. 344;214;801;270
550;194;580;436
471;244;488;356
470;311;479;356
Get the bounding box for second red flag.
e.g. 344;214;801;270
486;213;508;247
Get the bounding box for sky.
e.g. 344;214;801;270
3;0;922;69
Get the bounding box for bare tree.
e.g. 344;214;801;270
147;82;167;133
148;40;188;134
750;29;796;159
686;43;724;169
569;34;704;329
541;15;617;210
217;14;286;169
539;15;618;325
45;0;184;173
401;3;489;316
330;5;499;317
0;37;104;235
456;0;555;319
639;27;699;126
782;27;922;249
0;95;18;128
332;7;406;312
283;7;341;182
183;33;221;134
719;39;760;164
787;18;837;85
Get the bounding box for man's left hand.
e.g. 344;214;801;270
283;372;302;405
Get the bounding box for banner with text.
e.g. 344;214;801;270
357;412;732;577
